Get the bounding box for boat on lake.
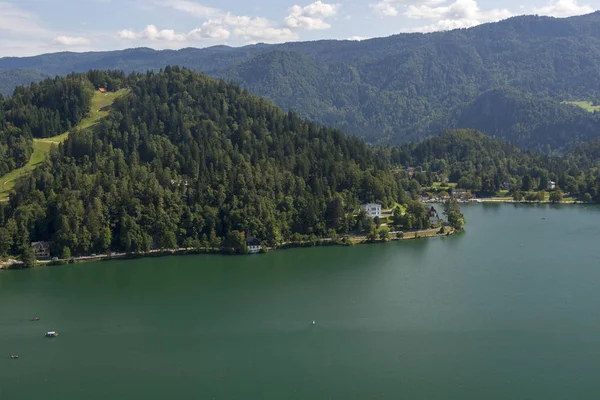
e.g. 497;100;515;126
10;355;19;359
31;317;40;321
45;331;59;337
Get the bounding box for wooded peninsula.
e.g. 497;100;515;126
1;68;598;266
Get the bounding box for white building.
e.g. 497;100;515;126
31;241;51;258
360;203;382;218
246;236;262;254
548;181;556;190
427;206;440;226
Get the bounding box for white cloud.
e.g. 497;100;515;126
118;25;187;41
232;25;297;43
285;1;340;30
370;0;445;18
225;14;271;28
159;0;221;18
54;36;91;46
118;18;296;44
534;0;594;17
395;0;512;32
117;29;137;40
370;1;399;17
219;13;297;42
405;0;511;20
123;3;299;44
188;21;231;40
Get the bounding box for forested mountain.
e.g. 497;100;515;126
0;68;406;260
457;88;600;152
3;13;600;148
0;75;95;176
0;70;49;95
386;130;600;199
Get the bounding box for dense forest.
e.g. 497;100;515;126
0;74;98;176
385;129;600;201
0;68;412;261
0;118;32;177
3;13;600;149
457;88;600;152
0;69;598;262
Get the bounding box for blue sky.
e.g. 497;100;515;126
0;0;598;57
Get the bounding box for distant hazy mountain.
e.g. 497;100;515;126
3;12;600;148
457;88;600;152
0;70;49;96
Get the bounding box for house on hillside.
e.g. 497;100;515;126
98;88;107;93
452;189;468;199
246;236;262;254
548;181;556;190
428;206;440;226
360;203;382;218
31;241;51;258
406;167;415;177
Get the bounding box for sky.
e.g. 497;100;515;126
0;0;598;57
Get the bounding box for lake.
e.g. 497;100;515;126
2;204;600;399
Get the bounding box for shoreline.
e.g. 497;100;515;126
0;227;457;270
474;199;583;204
424;198;585;205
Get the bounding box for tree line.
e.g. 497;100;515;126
0;67;414;260
383;129;600;202
6;14;600;148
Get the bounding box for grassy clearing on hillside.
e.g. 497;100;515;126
431;182;457;189
0;141;54;199
393;203;407;214
80;89;126;129
0;89;127;201
563;101;600;113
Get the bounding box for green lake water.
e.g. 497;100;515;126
2;204;600;399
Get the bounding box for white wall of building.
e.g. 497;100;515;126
360;203;382;218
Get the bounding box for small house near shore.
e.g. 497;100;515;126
31;241;51;258
427;206;440;226
360;203;382;218
452;189;468;199
246;236;262;254
98;88;107;93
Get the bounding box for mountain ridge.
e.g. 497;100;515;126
3;12;600;148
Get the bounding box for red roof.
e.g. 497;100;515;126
98;88;107;93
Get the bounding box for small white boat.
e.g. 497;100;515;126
45;331;59;337
312;320;316;325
